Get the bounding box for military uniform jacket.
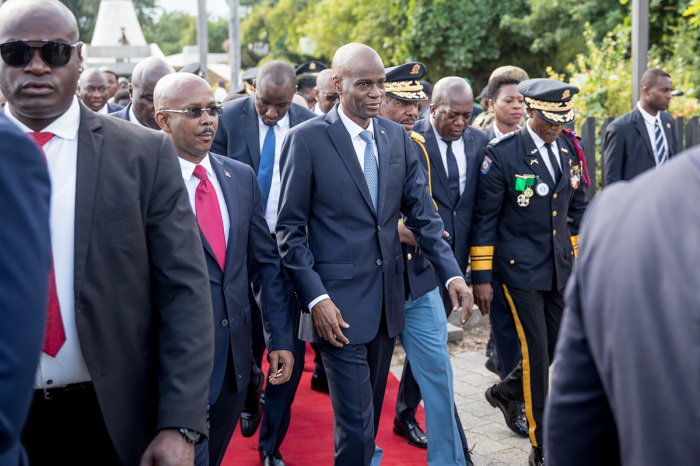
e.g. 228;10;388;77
470;125;588;291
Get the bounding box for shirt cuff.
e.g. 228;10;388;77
308;294;330;312
445;276;464;289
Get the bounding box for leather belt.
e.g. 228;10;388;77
35;381;92;401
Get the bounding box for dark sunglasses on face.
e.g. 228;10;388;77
0;40;80;68
161;106;224;118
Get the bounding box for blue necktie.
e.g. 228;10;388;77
442;139;460;205
359;130;378;213
655;120;667;166
258;124;276;212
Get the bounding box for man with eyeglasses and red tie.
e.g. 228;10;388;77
0;1;216;465
154;72;295;466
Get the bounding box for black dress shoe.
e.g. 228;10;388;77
240;367;265;437
485;384;528;438
392;417;428;449
259;447;286;466
485;353;500;377
528;446;544;466
310;373;330;393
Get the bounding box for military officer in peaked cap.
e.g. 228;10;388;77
470;78;588;466
295;60;327;76
379;62;476;466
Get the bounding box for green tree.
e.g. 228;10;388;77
144;12;231;56
59;0;157;43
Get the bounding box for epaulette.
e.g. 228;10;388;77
410;131;425;143
488;131;516;146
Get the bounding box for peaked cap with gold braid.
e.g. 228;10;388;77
384;62;428;102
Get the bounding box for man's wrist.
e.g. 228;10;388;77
445;276;465;289
177;428;203;444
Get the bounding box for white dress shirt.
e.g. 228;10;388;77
97;103;109;115
308;108;461;311
313;104;326;116
493;123;520;139
128;103;142;127
527;120;562;181
178;154;230;245
5;96;92;388
430;119;467;195
257;113;290;233
637;101;668;165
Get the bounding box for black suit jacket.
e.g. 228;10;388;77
0;113;51;466
276;107;461;343
204;153;294;403
412;118;488;274
211;96;317;170
545;147;700;465
72;104;214;464
602;107;678;186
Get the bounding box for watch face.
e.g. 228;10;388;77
179;428;202;444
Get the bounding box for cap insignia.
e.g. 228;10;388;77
410;64;420;75
562;89;571;99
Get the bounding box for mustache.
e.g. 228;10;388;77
197;128;215;136
400;118;416;125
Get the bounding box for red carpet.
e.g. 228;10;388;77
222;343;427;465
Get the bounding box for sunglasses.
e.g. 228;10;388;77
0;40;80;68
161;107;224;118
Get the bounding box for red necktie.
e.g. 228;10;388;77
28;131;66;357
193;165;226;270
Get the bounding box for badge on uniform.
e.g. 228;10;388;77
481;155;493;174
224;170;231;178
570;165;581;189
515;174;535;207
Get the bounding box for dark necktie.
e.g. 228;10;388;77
442;139;460;205
193;165;227;270
544;142;561;184
257;124;276;213
28;131;66;357
654;120;667;165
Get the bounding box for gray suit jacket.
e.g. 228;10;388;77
72;104;214;464
602;107;678;186
545;146;700;465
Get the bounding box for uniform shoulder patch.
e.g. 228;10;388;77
409;131;425;143
488;131;516;146
481;155;493;174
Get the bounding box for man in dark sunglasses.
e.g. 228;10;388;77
0;1;215;465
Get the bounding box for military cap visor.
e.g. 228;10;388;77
518;78;579;125
295;60;327;75
384;62;428;102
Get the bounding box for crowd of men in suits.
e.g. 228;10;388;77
2;1;697;466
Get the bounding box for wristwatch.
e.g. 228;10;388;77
178;428;202;444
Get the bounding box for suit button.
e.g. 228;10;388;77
376;259;382;266
552;210;557;217
221;319;229;327
571;251;574;255
377;225;382;232
453;211;457;216
407;253;413;261
553;230;557;236
553;193;558;199
223;284;228;291
510;260;515;264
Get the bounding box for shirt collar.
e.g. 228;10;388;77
179;153;215;182
257;111;290;132
97;104;109;115
4;95;80;141
637;101;661;125
338;105;374;140
527;119;549;150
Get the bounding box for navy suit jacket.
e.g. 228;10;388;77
109;102;131;122
106;102;124;113
412;118;488;274
0;113;51;466
203;153;294;403
211;96;317;170
545;147;700;465
276;106;461;344
602;107;678;186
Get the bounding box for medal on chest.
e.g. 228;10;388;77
514;174;535;207
570;164;581;189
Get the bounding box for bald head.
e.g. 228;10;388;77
331;43;383;81
154;73;212;111
430;77;474;141
129;57;174;129
314;69;337;114
0;0;83;130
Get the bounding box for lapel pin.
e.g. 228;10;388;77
530;159;539;165
380;130;385;134
530;148;538;155
224;170;231;178
561;148;569;153
666;123;671;129
568;159;572;167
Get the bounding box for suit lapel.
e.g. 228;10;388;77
419;121;452;207
520;126;556;188
241;98;261;172
374;121;389;219
554;136;574;193
456;129;476;207
73;105;103;299
633;110;656;164
661;113;675;156
325;109;375;215
209;154;238;277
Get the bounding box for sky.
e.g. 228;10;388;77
158;0;230;18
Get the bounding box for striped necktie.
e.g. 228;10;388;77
654;120;667;166
359;130;378;213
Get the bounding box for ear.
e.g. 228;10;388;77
332;74;341;94
252;79;257;92
128;84;133;99
429;103;436;117
154;111;169;132
525;107;534;118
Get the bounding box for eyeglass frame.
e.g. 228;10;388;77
160;106;224;118
0;40;81;68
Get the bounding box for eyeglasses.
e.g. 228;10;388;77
0;40;80;68
161;106;224;118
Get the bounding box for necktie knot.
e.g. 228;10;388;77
359;130;373;144
193;164;209;182
29;132;54;148
442;138;452;147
